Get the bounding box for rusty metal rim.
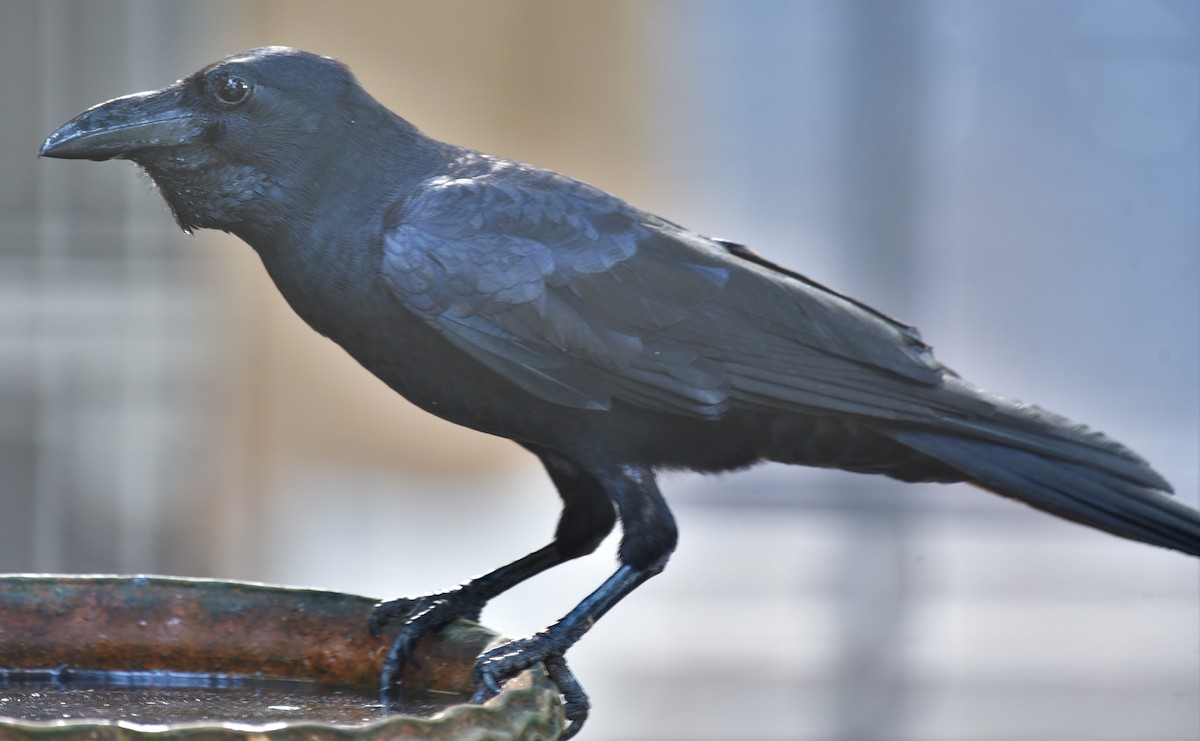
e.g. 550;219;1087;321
0;574;563;741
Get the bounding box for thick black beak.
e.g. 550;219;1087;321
40;86;203;161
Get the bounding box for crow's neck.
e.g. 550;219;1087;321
231;117;450;340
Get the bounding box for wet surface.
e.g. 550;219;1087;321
0;670;463;726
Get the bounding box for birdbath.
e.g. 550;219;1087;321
0;575;563;740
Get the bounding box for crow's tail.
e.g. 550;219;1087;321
882;381;1200;556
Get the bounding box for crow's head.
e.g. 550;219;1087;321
41;47;401;236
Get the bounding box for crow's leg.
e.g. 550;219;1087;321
469;463;677;739
371;447;617;695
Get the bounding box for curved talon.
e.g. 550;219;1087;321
470;642;522;703
486;667;505;696
372;589;486;695
544;656;589;740
467;635;590;738
388;626;423;673
469;676;498;705
470;638;528;700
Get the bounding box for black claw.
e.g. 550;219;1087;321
468;684;489;705
544;655;589;738
384;628;421;678
466;635;591;738
371;588;486;698
483;670;503;697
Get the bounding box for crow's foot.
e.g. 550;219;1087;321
469;631;590;739
370;587;485;690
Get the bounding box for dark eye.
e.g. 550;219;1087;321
214;74;251;106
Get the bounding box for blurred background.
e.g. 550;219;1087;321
2;1;1197;739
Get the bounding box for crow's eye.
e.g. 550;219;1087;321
213;74;251;106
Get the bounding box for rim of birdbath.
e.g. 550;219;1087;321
0;574;563;740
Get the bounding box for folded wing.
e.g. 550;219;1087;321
382;163;960;422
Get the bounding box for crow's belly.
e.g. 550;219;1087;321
334;316;757;468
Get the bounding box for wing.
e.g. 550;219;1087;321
382;162;970;422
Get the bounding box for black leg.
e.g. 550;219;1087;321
469;463;677;739
370;447;617;692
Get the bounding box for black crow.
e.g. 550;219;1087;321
41;47;1200;738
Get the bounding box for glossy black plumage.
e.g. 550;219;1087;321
41;47;1200;738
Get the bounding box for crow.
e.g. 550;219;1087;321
41;47;1200;737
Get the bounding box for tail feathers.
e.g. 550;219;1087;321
887;428;1200;556
935;378;1174;493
